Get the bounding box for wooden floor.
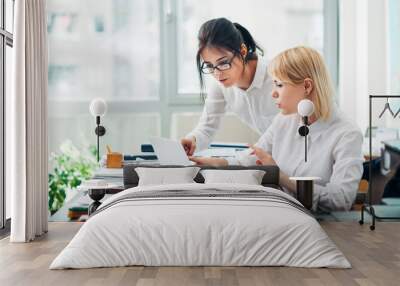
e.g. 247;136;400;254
0;222;399;286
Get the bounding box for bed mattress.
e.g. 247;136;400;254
50;183;350;269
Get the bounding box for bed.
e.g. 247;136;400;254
50;165;350;269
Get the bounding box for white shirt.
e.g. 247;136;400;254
186;56;279;150
231;107;364;212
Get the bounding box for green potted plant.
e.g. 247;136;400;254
48;140;98;214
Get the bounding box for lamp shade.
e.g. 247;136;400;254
297;99;314;117
89;98;107;117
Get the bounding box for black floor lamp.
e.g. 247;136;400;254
89;98;107;162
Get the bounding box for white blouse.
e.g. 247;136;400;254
231;107;364;212
186;56;279;150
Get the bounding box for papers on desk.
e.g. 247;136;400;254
195;142;248;158
92;168;124;189
93;168;123;178
194;148;238;157
78;179;123;190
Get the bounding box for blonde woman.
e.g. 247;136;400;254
191;46;364;212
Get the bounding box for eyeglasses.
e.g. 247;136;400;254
200;56;235;74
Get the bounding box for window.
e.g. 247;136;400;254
47;0;159;100
47;0;162;160
1;0;14;231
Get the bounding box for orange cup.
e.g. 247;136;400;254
106;152;123;168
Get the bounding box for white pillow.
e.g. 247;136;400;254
136;167;201;186
200;169;266;185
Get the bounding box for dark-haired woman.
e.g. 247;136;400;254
181;18;279;155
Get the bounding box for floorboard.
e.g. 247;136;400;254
0;222;399;286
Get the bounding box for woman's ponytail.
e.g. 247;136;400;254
233;23;264;59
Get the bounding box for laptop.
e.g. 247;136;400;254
149;137;195;166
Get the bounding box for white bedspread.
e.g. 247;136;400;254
50;183;350;269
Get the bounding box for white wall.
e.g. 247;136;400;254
339;0;390;132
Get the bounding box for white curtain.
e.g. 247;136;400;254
8;0;48;242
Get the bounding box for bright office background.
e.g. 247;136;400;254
46;0;331;157
45;0;400;164
45;0;399;163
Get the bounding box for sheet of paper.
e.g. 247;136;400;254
194;148;237;157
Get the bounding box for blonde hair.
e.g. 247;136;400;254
268;46;334;121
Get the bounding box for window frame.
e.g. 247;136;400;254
1;0;14;231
